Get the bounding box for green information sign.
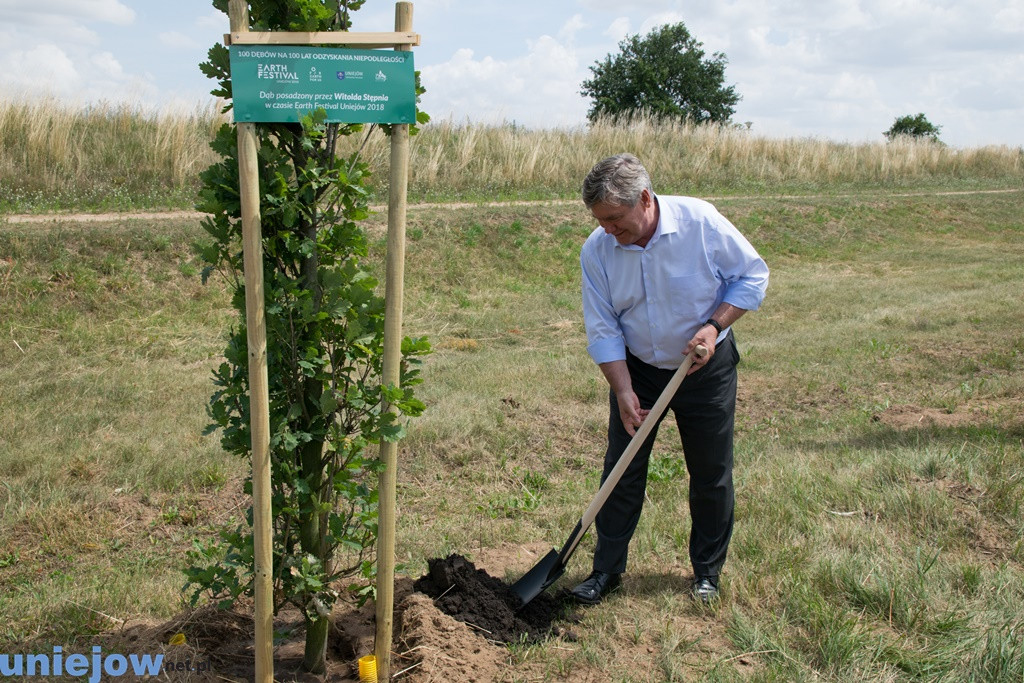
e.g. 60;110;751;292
229;45;416;124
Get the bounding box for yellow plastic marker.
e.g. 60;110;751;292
358;654;378;683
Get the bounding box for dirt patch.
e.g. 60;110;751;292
412;554;563;645
874;404;969;430
736;375;854;428
872;401;1024;432
913;477;1018;564
100;598;364;682
0;201;580;227
89;550;572;682
79;545;761;682
395;593;510;682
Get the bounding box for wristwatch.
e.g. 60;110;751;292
703;318;723;334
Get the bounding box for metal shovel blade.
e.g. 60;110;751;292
509;548;564;608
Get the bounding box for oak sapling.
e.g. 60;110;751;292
183;0;430;674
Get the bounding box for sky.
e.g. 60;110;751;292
1;0;1023;148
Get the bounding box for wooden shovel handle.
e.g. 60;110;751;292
560;344;709;561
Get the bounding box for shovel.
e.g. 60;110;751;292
510;344;709;608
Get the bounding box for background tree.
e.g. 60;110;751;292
884;113;942;142
184;0;430;674
581;22;740;124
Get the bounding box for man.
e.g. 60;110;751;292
571;153;769;605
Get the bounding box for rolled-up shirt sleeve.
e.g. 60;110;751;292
708;213;770;312
581;245;627;365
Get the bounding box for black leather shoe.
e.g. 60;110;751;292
570;570;622;605
692;575;719;603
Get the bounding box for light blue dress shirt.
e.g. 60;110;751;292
581;194;769;370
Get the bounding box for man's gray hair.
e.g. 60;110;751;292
581;153;653;208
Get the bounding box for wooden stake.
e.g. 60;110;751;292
225;30;420;47
228;1;274;681
375;4;413;680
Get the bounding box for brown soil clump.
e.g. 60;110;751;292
412;554;563;645
394;592;509;682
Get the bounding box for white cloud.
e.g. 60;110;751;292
993;1;1024;25
419;49;515;123
637;12;684;35
196;10;228;31
0;19;102;49
407;0;456;9
604;17;632;41
0;0;135;25
826;72;881;102
525;35;581;83
578;0;680;11
0;44;79;94
160;30;201;50
558;14;587;43
90;51;126;80
741;25;822;71
420;30;588;127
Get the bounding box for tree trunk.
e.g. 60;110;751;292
303;615;330;674
298;436;329;673
298;204;330;673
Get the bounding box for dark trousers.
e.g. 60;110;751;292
593;332;739;578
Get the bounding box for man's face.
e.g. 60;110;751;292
589;189;656;247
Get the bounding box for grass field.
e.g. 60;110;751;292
1;184;1022;679
2;97;1022;212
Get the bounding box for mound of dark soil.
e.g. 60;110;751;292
413;554;564;644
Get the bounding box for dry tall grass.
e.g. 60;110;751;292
0;98;225;211
1;98;1021;211
345;114;1024;198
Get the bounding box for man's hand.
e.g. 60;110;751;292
598;360;649;435
683;326;718;374
684;304;749;374
617;390;650;437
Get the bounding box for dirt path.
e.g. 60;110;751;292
2;189;1020;225
0;200;578;225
